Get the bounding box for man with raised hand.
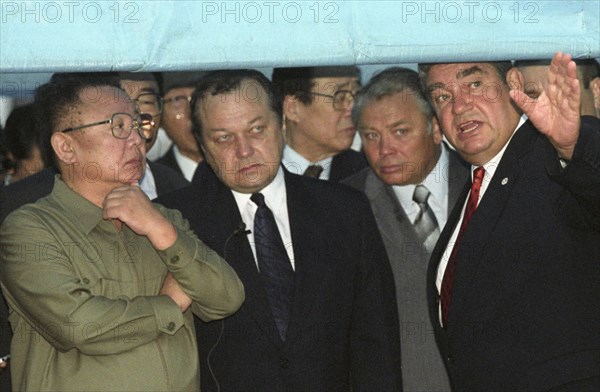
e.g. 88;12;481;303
420;52;600;390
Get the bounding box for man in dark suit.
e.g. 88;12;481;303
344;67;468;391
272;66;367;181
419;52;600;390
157;69;402;391
155;72;206;180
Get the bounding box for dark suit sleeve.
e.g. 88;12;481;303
350;195;403;391
548;116;600;226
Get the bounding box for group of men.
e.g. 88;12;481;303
1;52;599;391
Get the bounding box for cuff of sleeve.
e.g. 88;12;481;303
151;295;185;335
157;226;197;270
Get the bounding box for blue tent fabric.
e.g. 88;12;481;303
0;1;599;95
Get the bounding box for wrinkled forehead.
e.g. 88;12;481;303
426;62;497;89
311;75;360;91
80;85;133;107
120;79;159;99
76;86;135;119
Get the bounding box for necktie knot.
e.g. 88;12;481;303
472;166;485;189
303;164;323;179
250;192;266;207
413;184;431;205
473;166;485;184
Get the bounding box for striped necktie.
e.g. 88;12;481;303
251;192;294;340
413;185;440;253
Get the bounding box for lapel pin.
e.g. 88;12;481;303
501;177;508;185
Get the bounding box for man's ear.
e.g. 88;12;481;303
506;67;525;92
590;77;600;114
283;95;301;123
431;116;443;144
51;132;76;164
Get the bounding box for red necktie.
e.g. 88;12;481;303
440;166;485;327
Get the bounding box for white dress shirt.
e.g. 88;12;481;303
231;167;295;270
146;127;173;161
173;145;199;181
139;162;157;200
392;143;451;230
435;115;527;325
282;145;333;180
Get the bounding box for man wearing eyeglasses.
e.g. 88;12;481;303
119;72;189;198
272;66;368;181
157;72;206;181
0;77;244;391
0;73;188;226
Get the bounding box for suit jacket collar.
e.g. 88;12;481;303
192;162;335;347
192;162;283;345
362;145;469;254
330;149;368;182
429;121;539;330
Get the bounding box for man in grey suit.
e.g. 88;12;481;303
344;67;469;391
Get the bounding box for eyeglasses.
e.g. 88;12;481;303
132;93;163;114
61;112;153;140
309;89;358;111
163;95;193;109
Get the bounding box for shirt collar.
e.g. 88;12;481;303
477;114;528;182
173;145;199;181
139;162;157;200
282;145;332;178
231;165;286;212
51;175;107;235
393;144;449;213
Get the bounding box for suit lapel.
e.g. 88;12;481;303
448;122;538;325
284;172;337;341
446;146;470;218
364;171;420;249
193;164;282;344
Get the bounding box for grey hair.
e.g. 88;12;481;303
353;67;434;133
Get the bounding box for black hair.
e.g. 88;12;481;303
271;66;360;105
190;69;281;146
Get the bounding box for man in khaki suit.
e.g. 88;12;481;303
0;75;244;391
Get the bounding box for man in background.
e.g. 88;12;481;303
157;72;206;180
272;66;367;181
515;58;599;117
344;67;468;391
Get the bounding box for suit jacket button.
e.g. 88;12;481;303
167;322;176;331
279;357;290;369
447;354;455;365
171;255;180;263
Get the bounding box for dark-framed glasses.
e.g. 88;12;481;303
61;112;153;141
132;93;163;114
309;89;358;111
163;95;193;109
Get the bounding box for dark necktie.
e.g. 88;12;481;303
440;167;485;327
303;164;323;179
412;185;440;253
251;193;294;340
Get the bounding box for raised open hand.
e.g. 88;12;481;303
510;52;581;159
